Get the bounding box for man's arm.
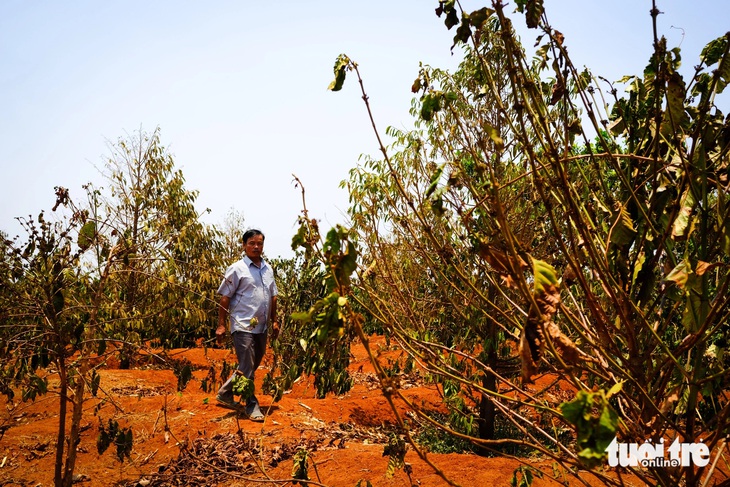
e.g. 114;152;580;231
216;295;230;346
269;295;279;339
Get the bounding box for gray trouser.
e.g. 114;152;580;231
218;331;267;406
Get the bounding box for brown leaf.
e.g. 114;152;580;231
477;242;527;287
549;80;565;105
695;260;721;276
545;321;579;365
519;256;578;383
519;311;543;384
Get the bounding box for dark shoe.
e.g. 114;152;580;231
216;394;242;411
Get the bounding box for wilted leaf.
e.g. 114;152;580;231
425;163;445;197
483;124;504;150
435;0;459;30
328;54;351;92
606;381;624;399
477;242;527;284
469;7;494;30
545;321;580;366
695;260;719;276
700;35;729;66
682;289;703;333
672;187;696;238
609;205;636;246
525;0;544;29
519;313;541;383
665;260;690;289
520;257;573;383
664;71;688;132
549;80;565;105
452;18;472;49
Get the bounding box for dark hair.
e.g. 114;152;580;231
242;228;265;244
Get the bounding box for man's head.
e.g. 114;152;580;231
243;229;265;263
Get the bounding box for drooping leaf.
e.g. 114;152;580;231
559;391;617;467
664;71;688;132
420;93;442;121
328;54;351;92
291;448;310;484
435;0;459;30
77;221;96;251
532;257;558;296
672;187;697;238
425;163;445;197
665;260;690;289
682;289;703;332
609;205;636;246
483;123;504;150
469;7;494;31
700;34;729;66
524;0;544;29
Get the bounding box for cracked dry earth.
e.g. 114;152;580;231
1;337;638;487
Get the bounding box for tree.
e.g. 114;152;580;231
93;128;224;355
303;2;730;486
0;191;111;487
266;181;355;400
219;207;246;263
0;129;226;486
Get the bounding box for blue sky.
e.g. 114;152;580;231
1;1;727;259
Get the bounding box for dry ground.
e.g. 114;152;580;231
0;337;710;487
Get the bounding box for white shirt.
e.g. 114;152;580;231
217;255;277;334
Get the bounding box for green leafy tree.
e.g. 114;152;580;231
92;128;224;357
0;130;226;486
265;182;354;400
0;191;112;487
307;2;730;486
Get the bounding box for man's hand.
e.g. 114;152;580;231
215;324;227;346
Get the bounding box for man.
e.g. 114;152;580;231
215;229;279;421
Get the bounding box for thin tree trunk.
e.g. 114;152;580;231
54;359;68;487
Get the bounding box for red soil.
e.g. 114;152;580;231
0;337;679;486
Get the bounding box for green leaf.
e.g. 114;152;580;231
420;93;442;121
328;54;351;92
425;163;445;197
483;124;504;150
700;35;729;66
532;258;558;295
291;311;312;323
77;221;96;251
231;374;255;399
